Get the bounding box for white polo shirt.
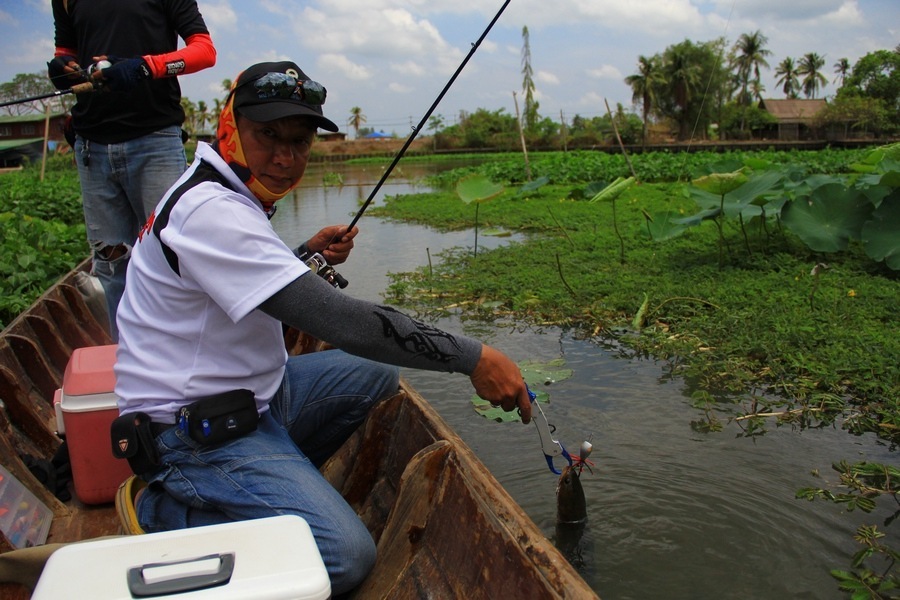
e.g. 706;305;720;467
114;143;309;423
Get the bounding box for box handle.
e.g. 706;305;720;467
127;552;235;597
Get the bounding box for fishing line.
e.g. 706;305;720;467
680;0;738;173
344;0;513;232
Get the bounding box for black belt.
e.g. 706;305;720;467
150;422;175;437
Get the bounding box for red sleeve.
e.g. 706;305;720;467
142;32;216;79
55;46;79;58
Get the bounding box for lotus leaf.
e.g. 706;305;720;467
691;170;748;195
473;358;572;422
518;176;549;195
861;194;900;270
456;174;504;205
781;183;874;252
672;206;720;226
584;181;608;197
643;209;690;241
589;176;635;203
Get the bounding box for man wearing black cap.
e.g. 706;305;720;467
113;61;532;595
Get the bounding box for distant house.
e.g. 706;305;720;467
0;112;68;142
0;112;68;168
759;99;827;141
316;131;347;142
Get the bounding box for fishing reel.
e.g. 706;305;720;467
88;60;112;77
305;253;349;289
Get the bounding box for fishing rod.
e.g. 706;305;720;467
0;61;109;109
0;81;97;109
345;0;512;232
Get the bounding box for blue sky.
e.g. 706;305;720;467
2;0;897;135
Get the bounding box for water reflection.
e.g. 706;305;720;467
273;162;894;600
275;161;517;302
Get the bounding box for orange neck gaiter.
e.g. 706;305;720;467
214;93;291;210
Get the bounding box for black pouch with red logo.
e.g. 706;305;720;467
111;411;160;475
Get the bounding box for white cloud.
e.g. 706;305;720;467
391;61;426;77
388;82;413;93
714;0;852;21
9;38;54;71
318;53;371;81
578;91;604;107
198;0;238;32
818;1;864;26
587;65;622;80
536;71;559;85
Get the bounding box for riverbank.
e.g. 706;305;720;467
370;149;899;445
308;135;896;162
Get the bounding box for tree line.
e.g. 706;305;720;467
2;35;896;151
624;34;898;145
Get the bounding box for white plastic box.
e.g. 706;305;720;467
32;515;331;599
58;344;133;504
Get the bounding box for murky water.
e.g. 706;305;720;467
274;161;896;599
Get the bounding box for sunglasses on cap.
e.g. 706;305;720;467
250;73;327;106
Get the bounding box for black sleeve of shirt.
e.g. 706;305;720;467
52;0;76;50
259;273;483;376
169;0;211;39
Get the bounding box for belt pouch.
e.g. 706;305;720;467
180;389;258;446
111;412;160;474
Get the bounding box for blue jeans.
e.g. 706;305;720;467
136;350;400;595
74;126;186;341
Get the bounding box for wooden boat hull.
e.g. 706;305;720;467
0;260;598;599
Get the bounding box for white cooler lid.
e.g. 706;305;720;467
33;515;330;600
59;390;119;413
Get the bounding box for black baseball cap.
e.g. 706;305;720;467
232;61;339;132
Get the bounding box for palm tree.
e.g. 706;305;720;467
521;25;539;132
774;57;800;98
180;98;196;137
211;78;233;121
426;114;444;150
348;106;366;139
664;43;704;139
749;79;766;102
797;52;828;99
732;31;772;106
833;57;851;87
195;100;209;135
625;55;662;148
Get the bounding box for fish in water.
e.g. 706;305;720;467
555;464;587;566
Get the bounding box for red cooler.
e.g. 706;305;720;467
59;344;132;504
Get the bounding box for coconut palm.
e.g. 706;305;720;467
348;106;366;139
775;57;801;98
731;31;772;106
798;52;828;99
625;55;663;148
664;43;704;139
749;79;766;102
180;98;196;137
195;100;209;135
521;25;539;132
833;57;851;87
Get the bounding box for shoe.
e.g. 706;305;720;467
115;475;147;535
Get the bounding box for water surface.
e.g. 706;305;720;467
274;161;895;599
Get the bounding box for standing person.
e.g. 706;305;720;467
48;0;216;341
112;60;533;596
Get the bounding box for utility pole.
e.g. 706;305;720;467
513;91;532;181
